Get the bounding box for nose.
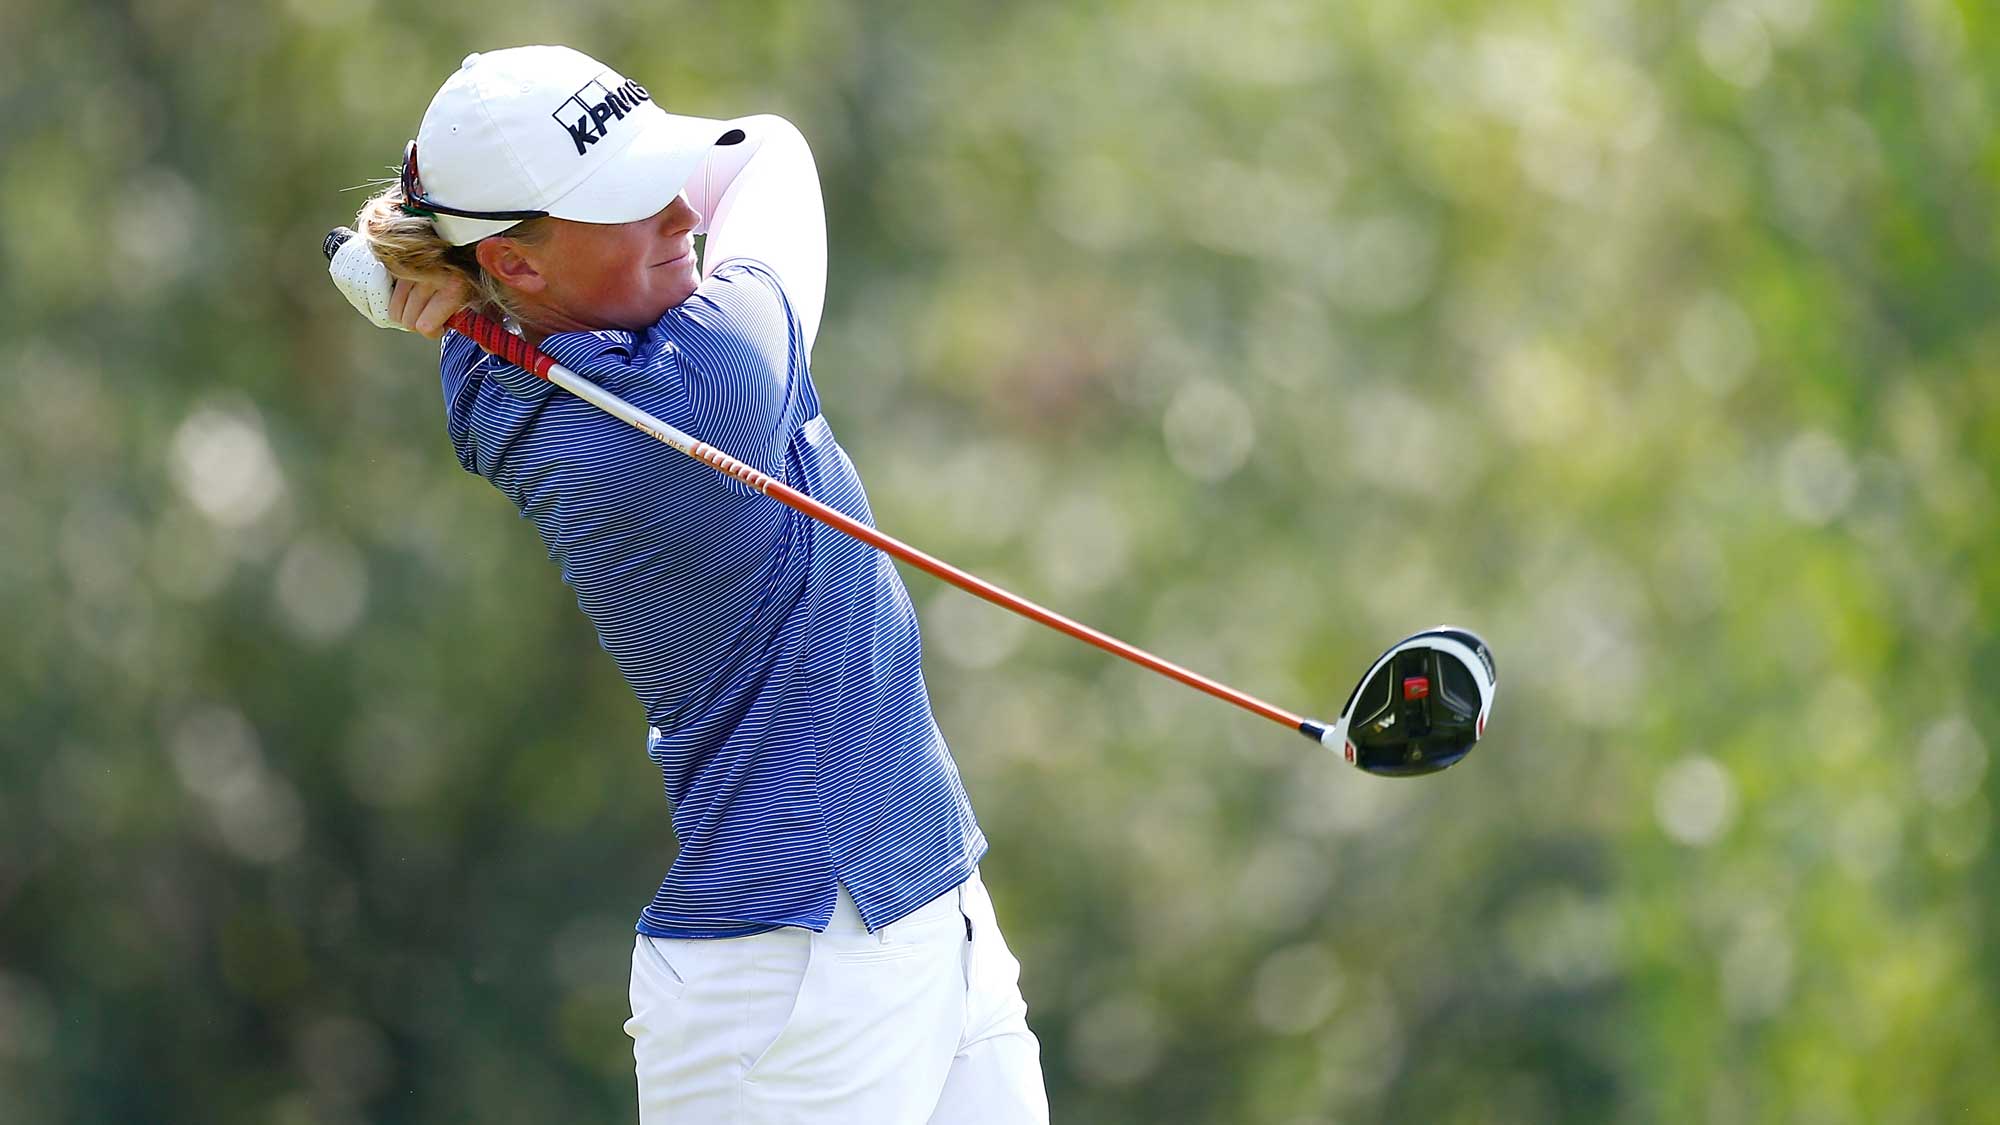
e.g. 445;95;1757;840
662;194;700;236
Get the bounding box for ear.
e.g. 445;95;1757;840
474;237;548;295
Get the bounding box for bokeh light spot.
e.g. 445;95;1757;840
169;706;306;864
1502;886;1621;986
1915;716;1987;808
1676;291;1758;395
170;403;285;528
1721;909;1794;1021
1779;430;1857;525
1655;755;1738;846
1698;4;1773;89
1251;943;1343;1034
1162;379;1255;482
1832;795;1901;882
274;533;369;646
1069;992;1164;1087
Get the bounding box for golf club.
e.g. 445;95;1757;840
324;227;1496;775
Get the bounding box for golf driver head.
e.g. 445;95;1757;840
1322;627;1496;777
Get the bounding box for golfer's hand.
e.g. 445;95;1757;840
326;233;468;338
328;234;407;330
389;277;471;340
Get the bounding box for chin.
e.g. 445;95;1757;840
664;273;702;309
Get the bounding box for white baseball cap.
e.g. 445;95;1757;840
406;45;741;246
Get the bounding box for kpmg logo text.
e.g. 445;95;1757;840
553;75;652;156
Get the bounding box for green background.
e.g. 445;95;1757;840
3;0;1996;1121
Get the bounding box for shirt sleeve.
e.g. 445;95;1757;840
683;115;827;356
439;331;499;476
439;330;484;405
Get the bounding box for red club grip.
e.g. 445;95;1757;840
448;309;557;380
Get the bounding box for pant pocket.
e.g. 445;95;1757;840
741;933;818;1080
631;935;689;1009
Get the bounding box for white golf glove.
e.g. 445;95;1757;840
327;235;408;331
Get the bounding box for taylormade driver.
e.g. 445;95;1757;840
1308;628;1497;777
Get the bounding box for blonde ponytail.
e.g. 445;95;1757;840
354;184;552;324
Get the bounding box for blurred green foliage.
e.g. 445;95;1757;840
3;0;1997;1121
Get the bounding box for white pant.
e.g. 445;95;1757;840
626;869;1049;1124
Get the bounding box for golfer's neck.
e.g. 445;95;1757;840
514;300;604;347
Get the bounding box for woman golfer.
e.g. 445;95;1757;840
331;44;1048;1124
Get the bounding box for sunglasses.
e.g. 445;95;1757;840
399;140;550;223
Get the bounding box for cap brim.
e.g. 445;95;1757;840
546;111;738;225
434;111;739;244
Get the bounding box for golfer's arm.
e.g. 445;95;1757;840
684;115;827;352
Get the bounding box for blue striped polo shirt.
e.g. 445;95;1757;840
438;260;987;938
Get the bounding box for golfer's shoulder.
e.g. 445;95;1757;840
664;259;800;373
694;257;795;326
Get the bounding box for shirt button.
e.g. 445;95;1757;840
461;52;481;70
